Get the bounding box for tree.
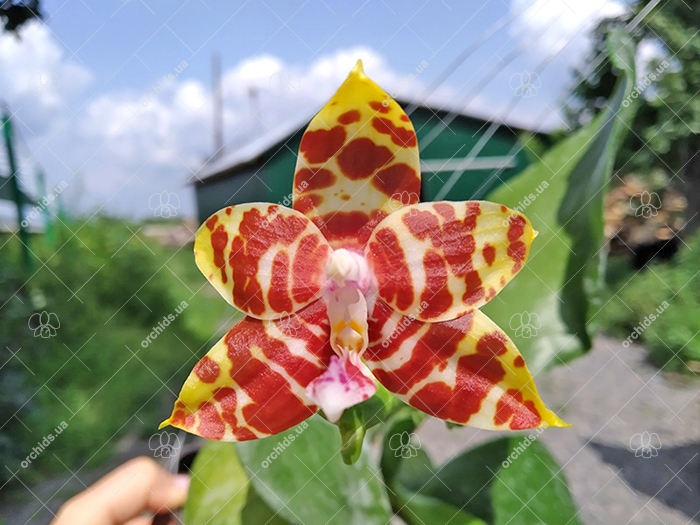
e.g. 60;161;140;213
568;0;700;233
0;0;41;33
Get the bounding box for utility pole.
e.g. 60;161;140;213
212;53;224;160
2;111;31;269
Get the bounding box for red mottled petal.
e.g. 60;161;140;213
365;301;568;430
195;203;331;319
366;201;536;322
161;301;334;441
292;60;421;250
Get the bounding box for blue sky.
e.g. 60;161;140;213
0;0;628;219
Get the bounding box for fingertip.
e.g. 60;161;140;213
165;474;190;509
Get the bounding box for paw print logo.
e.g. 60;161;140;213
630;431;661;458
149;432;181;459
630;191;661;218
269;70;300;96
389;431;421;458
509;311;541;338
509;71;541;98
277;312;301;337
149;192;180;218
28;311;60;338
29;71;60;98
391;191;419;216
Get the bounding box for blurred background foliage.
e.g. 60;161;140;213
0;218;230;487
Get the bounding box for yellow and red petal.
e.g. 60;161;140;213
195;203;331;319
366;201;536;322
160;301;334;441
365;301;567;430
292;60;421;250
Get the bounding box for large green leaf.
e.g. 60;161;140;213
184;442;250;525
396;490;488;525
380;411;486;525
420;437;582;525
241;486;293;525
482;28;637;370
235;415;392;525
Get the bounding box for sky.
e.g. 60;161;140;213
0;0;630;220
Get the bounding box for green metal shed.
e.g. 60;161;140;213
194;100;543;224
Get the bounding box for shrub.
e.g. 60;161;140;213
600;231;700;372
0;217;212;485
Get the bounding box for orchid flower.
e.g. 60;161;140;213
161;61;568;443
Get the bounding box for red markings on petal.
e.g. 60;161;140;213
483;243;496;266
295;168;336;192
197;402;225;440
476;331;508;357
434;203;455;220
368;314;471;395
368;227;414;310
366;300;423;362
400;114;410;122
494;389;541;429
508;241;527;274
293;194;323;215
222;308;330;435
229;207;307;316
464;201;480;231
372;117;417;147
464;270;485;305
194;356;220;383
338;110;361;124
299;126;346;164
269;252;292;313
292;235;328;303
337;138;394;180
403;210;441;246
211;225;229;284
514;355;525;367
421;250;453;319
369;101;390;113
314;209;387;248
508;215;526;242
372;163;421;198
410;351;505;424
507;216;528;273
206;215;218;231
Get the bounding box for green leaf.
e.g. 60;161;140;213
380;412;486;525
396;490;488;525
379;408;424;488
556;28;636;348
483;27;637;370
241;486;293;525
235;415;392;525
421;436;582;525
184;442;250;525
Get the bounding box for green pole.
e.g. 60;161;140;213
37;169;55;246
2;113;31;269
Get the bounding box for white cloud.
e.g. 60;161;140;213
0;23;92;112
1;20;576;223
1;29;423;220
511;0;627;61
